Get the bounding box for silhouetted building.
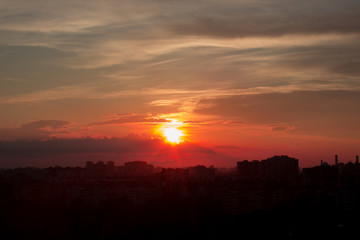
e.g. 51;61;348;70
84;160;115;178
262;155;299;177
335;154;339;165
237;155;299;178
188;165;215;181
161;168;188;182
237;160;261;178
123;161;153;177
86;161;94;168
302;164;339;187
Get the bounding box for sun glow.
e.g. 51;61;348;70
163;126;183;144
158;120;185;144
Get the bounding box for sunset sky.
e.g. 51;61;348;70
1;0;360;168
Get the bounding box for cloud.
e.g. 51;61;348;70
21;120;70;130
194;90;360;138
2;40;360;106
169;0;360;38
0;136;214;156
0;136;228;168
89;114;171;126
1;0;360;105
272;126;287;132
0;0;359;151
0;120;71;140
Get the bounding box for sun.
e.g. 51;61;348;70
163;126;183;144
156;119;185;144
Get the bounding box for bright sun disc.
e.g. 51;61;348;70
163;127;183;144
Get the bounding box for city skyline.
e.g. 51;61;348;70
1;0;360;168
3;152;360;239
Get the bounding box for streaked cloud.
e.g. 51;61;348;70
0;0;359;164
89;114;170;126
194;90;360;138
170;2;360;38
0;136;226;168
0;120;71;140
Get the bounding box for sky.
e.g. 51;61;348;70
1;0;360;168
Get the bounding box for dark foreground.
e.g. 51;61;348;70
1;157;360;239
0;193;359;240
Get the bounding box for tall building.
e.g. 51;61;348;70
188;165;215;181
237;160;261;178
237;155;299;178
261;155;299;177
123;161;154;176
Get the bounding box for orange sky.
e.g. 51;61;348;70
1;0;360;168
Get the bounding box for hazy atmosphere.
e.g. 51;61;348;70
1;0;360;168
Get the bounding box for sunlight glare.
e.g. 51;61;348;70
163;126;183;144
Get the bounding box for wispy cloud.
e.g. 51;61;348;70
0;120;71;140
194;90;360;138
1;0;360;150
89;114;170;126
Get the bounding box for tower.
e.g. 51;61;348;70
356;155;359;164
335;154;338;165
